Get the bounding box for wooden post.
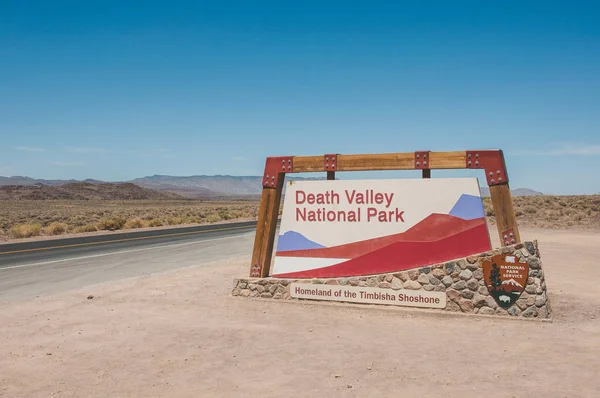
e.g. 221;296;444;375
422;169;431;178
327;171;335;180
489;183;521;245
249;173;285;277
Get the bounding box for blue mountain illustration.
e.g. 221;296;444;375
449;194;486;220
276;231;326;252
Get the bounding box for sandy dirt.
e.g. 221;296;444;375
1;228;599;397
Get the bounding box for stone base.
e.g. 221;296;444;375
233;241;550;319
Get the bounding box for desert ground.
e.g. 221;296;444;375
0;200;258;241
0;227;599;397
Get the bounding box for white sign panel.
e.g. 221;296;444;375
273;178;491;279
290;283;447;309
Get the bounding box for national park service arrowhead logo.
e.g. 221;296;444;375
482;254;528;309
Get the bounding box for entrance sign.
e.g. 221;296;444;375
237;150;552;319
290;283;447;309
483;254;529;309
249;149;520;279
272;178;491;278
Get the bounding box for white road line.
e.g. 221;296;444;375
0;233;253;271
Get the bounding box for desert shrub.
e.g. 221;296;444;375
515;209;523;217
124;218;145;229
523;206;537;214
97;216;127;231
146;218;163;227
73;223;98;233
9;223;42;239
546;210;561;221
218;210;232;220
140;213;154;220
68;214;90;227
205;213;222;223
166;217;186;226
44;222;68;235
228;209;244;219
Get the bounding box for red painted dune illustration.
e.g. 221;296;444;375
276;214;486;259
272;222;491;278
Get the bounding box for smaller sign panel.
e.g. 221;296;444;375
273;178;491;279
290;283;446;309
482;254;529;309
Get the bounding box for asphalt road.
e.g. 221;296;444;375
0;225;257;301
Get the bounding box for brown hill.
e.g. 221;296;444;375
0;182;183;200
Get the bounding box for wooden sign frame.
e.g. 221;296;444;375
250;149;520;278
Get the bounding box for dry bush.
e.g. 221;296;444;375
146;218;163;227
44;222;68;235
166;217;186;226
205;213;222;223
523;205;537;214
97;216;127;231
73;223;98;233
219;212;232;220
124;218;145;229
9;223;42;239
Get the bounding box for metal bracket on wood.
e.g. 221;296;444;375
250;263;262;278
466;150;508;186
324;154;337;171
263;156;293;188
414;151;430;170
501;228;516;246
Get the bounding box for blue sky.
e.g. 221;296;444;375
0;1;598;194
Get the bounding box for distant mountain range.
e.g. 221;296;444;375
130;175;269;198
479;187;542;197
0;176;105;187
0;182;182;201
0;175;544;199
